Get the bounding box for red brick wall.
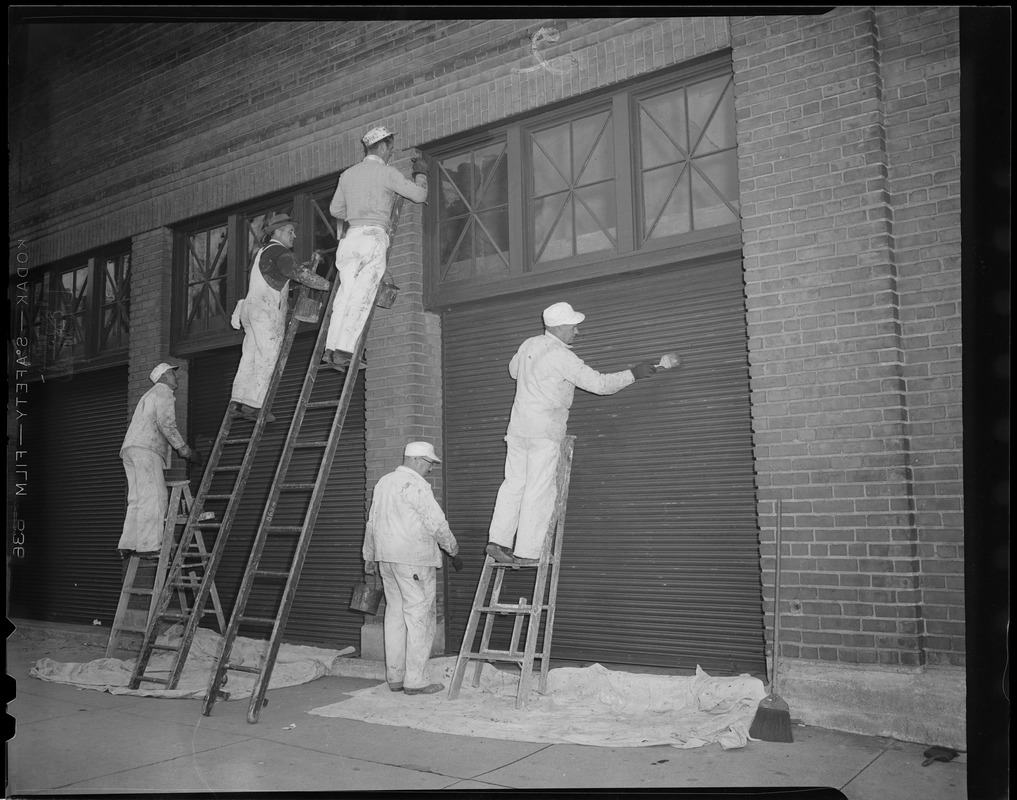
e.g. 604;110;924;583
733;7;963;667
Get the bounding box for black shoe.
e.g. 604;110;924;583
485;543;516;563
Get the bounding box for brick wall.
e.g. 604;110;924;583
128;227;189;482
10;12;965;677
876;7;963;666
733;7;963;667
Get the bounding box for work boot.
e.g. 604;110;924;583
512;555;540;566
238;404;275;423
485;543;515;563
403;683;444;695
388;682;404;692
321;349;352;371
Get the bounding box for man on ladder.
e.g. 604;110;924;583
230;212;331;423
322;124;429;371
118;362;201;562
484;302;666;565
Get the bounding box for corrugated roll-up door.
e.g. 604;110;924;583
10;367;128;624
443;260;765;674
189;333;367;650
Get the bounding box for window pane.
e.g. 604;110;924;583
573;111;613;185
475;210;510;275
99;253;130;351
638;73;736;243
688;76;735;154
531;129;570;196
534;191;572;263
312;195;340;258
475;144;508;211
691;151;739;229
436;143;510;283
639;88;688;169
440;219;474;283
185;225;229;335
574;183;616;255
644;164;691;239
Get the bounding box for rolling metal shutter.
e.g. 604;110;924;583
442;260;765;674
189;333;367;650
10;367;129;625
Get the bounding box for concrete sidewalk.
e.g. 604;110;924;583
6;620;968;797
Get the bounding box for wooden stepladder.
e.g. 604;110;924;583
201;199;407;724
128;275;328;692
107;481;225;658
449;435;575;709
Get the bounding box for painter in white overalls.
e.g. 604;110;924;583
230;213;330;421
322;125;428;370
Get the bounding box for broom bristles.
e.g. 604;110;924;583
749;693;794;743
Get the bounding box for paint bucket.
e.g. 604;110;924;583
294;294;322;323
375;276;400;309
350;582;383;614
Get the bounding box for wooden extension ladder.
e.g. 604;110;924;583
448;435;575;709
202;199;407;724
107;481;225;658
128;273;329;693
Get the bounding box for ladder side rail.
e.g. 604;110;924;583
243;200;405;721
245;287;381;723
448;560;497;699
200;276;343;713
537;436;574;693
161;289;310;688
130;283;314;689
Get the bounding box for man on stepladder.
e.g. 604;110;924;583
363;442;461;696
230;213;331;422
322;125;429;371
485;302;672;566
118;363;200;559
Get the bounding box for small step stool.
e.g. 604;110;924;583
448;436;575;709
106;481;225;658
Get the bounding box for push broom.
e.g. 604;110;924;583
749;498;794;742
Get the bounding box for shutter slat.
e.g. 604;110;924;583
189;333;366;649
442;262;765;674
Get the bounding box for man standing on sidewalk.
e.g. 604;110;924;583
322;125;429;370
118;363;199;556
485;302;667;566
363;442;460;696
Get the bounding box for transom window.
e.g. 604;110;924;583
172;177;339;353
425;56;739;306
13;246;132;375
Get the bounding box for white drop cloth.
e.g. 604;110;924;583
29;625;355;701
311;656;767;749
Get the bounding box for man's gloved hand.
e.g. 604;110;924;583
411;156;430;179
631;359;659;380
451;554;464;572
365;560;378;575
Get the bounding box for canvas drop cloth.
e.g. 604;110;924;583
29;625;355;701
310;656;767;749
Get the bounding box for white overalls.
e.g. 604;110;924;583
231;248;290;409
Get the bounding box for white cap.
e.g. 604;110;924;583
542;302;585;327
404;441;441;463
362;126;395;146
149;362;179;384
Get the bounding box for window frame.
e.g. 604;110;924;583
170;173;341;356
11;241;132;378
423;52;741;309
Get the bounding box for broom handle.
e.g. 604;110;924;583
772;499;783;694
